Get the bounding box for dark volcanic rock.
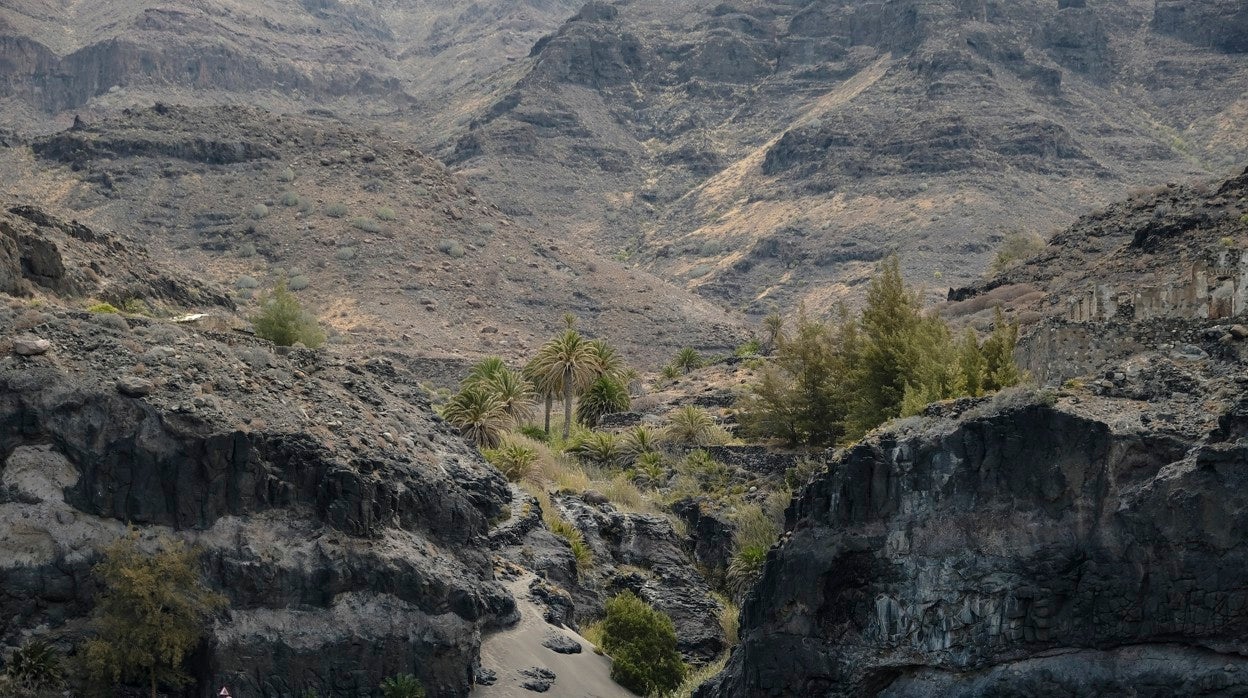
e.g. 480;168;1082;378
1153;0;1248;53
542;633;583;655
698;398;1248;696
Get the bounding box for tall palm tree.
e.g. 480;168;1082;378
466;356;508;386
485;368;536;423
524;356;559;435
587;339;624;380
530;329;599;439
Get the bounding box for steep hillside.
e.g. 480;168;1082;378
447;0;1248;313
0;105;748;368
0;0;580;137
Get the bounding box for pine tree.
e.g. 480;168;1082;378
982;306;1022;390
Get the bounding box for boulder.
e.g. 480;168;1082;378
12;336;51;356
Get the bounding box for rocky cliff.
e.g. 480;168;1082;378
0;205;523;695
700;384;1248;696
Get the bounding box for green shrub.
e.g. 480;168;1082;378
484;442;539;482
549;517;592;569
1221;235;1237;247
441;385;512;449
518;425;551;443
4;639;65;692
438;239;466;258
661;364;681;380
325;203;349;218
734;339;762;357
277;167;296;183
88;302;120;314
726;505;779;597
664;406;723;446
236;276;260;290
251;281;326;348
379;674;425;698
576;376;631;427
288;275;311;291
990;232;1045;274
86;532;227;697
673;347;704;374
335;246;357;261
238;242;257;258
121;298;151;316
376;207;397;221
632;452;667;486
280;191;300;207
250;204;269;220
351;217;382;233
569;431;622;468
600;592;686;696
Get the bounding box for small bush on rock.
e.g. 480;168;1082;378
601;591;686;696
251;281;326;348
379;674;425;698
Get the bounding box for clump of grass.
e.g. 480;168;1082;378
236;276;260;290
280;191;300;207
88;301;119;313
670;655;729;698
288;275;311;291
277;166;296;182
712;592;740;647
599;472;646;510
376;207;397;221
351;217;382;233
438;239;466;258
548;515;592;569
121;298;151;316
334;247;357;261
580;619;606;654
238;242;257;258
483;441;540;482
325;203;349;218
249;204;270;220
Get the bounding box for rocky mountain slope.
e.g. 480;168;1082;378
448;0;1248;312
697;165;1248;697
0;105;747;369
0;0;580;136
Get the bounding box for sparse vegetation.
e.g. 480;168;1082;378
483;441;539;481
250;204;269;220
3;640;65;694
251;281;326;348
673;347;704;374
334;246;357;261
85;532;227;698
376;207;397;221
238;242;257;258
277;167;296;183
88;302;120;314
600;591;686;696
438;239;466;258
379;674;425;698
280;191;301;207
288;274;311;291
990;232;1046;274
325;203;349;218
236;275;260;290
351;217;382;233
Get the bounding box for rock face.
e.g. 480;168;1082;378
699;394;1248;696
0;298;517;695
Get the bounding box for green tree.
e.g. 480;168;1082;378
673;348;704;374
982;307;1022;390
530;330;600;439
955;327;987;397
845;257;927;437
576;376;631;427
85;532;227;698
465;356;508;386
251;281;325;348
484;368;536;424
587;339;625;380
442;385;512;448
600;592;686;696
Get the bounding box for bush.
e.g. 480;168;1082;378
484;442;539;481
376;207;397;221
324;203;349;218
238;242;257;258
990;232;1045;275
86;532;227;697
518;425;551;443
335;246;357;261
351;217;382;233
277;167;296;183
288;275;311;291
380;674;425;698
236;276;260;290
673;347;703;374
568;431;622;468
4;639;65;693
251;281;326;348
664;406;723;446
576;376;630;427
600;592;686;696
280;191;301;207
438;239;466;258
549;516;592;569
250;204;269;220
88;302;120;314
121;298;151;315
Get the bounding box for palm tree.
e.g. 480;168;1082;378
524;356;560;435
576;376;630;427
587;339;624;380
441;385;512;448
762;313;785;355
485;368;536;424
664;406;719;445
531;329;599;439
466;356;508;386
673;347;703;374
621;425;659;462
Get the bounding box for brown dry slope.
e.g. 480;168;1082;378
0;105;747;368
445;0;1248;313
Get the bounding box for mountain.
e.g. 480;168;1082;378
0;104;747;369
446;0;1248;312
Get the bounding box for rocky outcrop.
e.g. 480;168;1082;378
555;494;727;663
0;298;517;695
699;390;1248;696
0;203;234;309
1153;0;1248;53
